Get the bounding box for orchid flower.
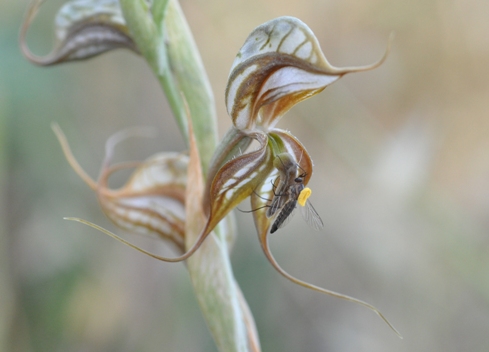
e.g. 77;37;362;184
52;124;188;254
195;17;400;337
205;17;391;234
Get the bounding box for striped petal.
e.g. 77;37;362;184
203;131;273;237
53;124;187;253
204;126;253;213
225;16;390;130
99;152;188;253
21;0;138;66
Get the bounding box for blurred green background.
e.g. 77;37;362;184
2;0;489;351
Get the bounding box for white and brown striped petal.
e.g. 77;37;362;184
21;0;138;66
98;153;188;253
204;131;274;236
53;124;187;253
225;16;390;130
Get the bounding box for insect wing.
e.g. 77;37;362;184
266;176;290;218
277;200;297;229
300;199;324;231
271;199;297;233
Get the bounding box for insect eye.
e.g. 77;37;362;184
295;172;307;183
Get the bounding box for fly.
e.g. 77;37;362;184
267;153;324;233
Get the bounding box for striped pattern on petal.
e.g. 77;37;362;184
205;131;273;236
225;16;390;130
53;124;187;253
21;0;138;66
99;153;188;253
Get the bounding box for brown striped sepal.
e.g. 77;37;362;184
225;16;390;130
53;124;187;254
98;152;188;253
21;0;138;66
203;131;274;237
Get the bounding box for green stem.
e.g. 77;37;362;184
119;1;254;351
120;0;218;175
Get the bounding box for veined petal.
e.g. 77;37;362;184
204;126;253;214
21;0;138;66
225;16;391;130
53;124;187;252
99;153;188;253
204;131;273;237
247;140;401;337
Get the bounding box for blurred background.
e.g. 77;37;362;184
2;0;489;351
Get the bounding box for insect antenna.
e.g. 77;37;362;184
237;188;272;213
237;205;271;213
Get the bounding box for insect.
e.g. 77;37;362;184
267;153;324;233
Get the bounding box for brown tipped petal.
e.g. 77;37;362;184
228;16;391;75
225;16;341;130
71;152;200;262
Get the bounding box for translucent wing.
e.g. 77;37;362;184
266;177;290;218
271;199;297;233
276;202;297;230
300;200;324;231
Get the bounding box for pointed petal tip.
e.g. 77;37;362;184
52;123;98;190
329;31;394;75
259;230;403;338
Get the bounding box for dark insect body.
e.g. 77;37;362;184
267;153;323;233
270;178;304;233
